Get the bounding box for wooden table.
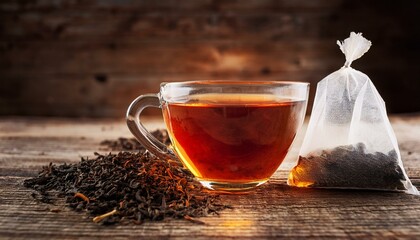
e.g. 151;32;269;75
1;115;419;239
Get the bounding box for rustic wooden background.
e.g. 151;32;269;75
1;0;419;117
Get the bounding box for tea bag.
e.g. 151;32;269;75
287;32;418;195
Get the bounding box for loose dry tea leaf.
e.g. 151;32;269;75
288;143;407;191
24;132;229;225
100;129;171;151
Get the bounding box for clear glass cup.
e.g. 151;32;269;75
127;81;309;192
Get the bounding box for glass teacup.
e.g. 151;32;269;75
127;81;309;191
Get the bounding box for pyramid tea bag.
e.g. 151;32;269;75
288;32;418;195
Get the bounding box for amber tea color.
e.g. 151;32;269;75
163;94;306;184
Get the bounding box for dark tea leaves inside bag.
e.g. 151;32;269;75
288;143;407;191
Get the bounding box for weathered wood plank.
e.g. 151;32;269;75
0;40;343;73
0;115;418;170
0;176;419;239
0;0;343;13
0;38;410;75
0;12;333;40
0;116;419;238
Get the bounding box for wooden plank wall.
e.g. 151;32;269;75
0;0;419;117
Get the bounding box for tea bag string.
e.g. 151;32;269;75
344;60;351;68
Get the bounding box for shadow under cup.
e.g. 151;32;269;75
127;81;309;192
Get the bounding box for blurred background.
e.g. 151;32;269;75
1;0;419;118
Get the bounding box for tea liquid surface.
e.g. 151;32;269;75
163;94;306;183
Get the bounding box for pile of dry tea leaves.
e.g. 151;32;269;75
288;143;407;191
100;130;171;151
24;132;229;225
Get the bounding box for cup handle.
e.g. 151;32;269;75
126;94;177;160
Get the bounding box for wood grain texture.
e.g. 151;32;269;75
0;115;419;239
0;0;419;117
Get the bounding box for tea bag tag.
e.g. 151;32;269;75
337;32;372;68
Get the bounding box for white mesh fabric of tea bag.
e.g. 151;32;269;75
288;32;418;195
